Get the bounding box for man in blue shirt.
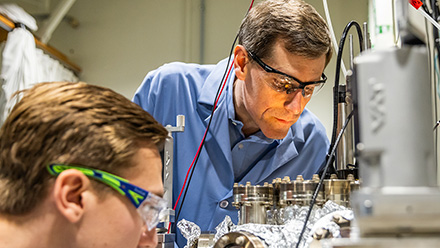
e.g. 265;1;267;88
134;0;332;246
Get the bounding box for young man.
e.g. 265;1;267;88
133;0;332;246
0;82;168;248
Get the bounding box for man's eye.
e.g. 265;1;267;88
304;85;315;94
283;83;294;92
272;79;293;92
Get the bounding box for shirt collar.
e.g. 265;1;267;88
197;57;234;109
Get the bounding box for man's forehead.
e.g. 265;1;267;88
125;146;164;197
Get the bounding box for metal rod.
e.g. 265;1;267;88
349;34;354;69
37;0;77;44
363;22;369;50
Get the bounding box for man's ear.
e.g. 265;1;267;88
52;170;91;223
233;45;249;81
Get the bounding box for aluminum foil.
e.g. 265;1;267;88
177;200;352;248
214;215;234;242
306;210;354;244
177;219;201;248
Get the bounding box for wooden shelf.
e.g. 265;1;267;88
0;14;81;75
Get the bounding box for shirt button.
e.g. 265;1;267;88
219;200;229;209
238;144;244;149
232;121;237;126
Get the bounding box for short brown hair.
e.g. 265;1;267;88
238;0;333;65
0;82;168;215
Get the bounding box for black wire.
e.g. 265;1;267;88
328;21;363;171
434;120;440;131
295;109;355;248
174;1;255;230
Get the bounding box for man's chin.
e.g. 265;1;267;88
261;129;289;139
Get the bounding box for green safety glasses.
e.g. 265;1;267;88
47;164;167;231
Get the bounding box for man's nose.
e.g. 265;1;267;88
137;226;158;248
284;89;303;115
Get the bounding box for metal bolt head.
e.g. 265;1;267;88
364;199;373;208
220;235;230;244
235;236;246;246
312;174;320;181
356;143;365;151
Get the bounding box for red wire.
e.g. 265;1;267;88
167;61;234;233
248;0;255;11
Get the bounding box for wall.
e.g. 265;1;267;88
44;0;368;139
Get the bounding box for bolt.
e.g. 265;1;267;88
219;235;230;245
235;236;246;246
312;174;320;182
356;143;365;151
364;199;373;208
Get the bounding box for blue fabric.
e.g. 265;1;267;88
133;58;329;247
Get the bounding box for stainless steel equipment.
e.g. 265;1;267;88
324;174;351;207
213;231;265;248
233;182;274;225
351;44;440;237
328;1;440;245
279;175;325;208
231;175;358;227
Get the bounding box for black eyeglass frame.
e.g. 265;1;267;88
247;50;327;88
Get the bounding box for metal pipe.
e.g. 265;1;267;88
37;0;77;44
363;22;369;50
349;34;354;69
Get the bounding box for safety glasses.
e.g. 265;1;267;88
247;50;327;97
47;164;167;231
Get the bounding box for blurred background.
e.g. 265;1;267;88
0;0;368;138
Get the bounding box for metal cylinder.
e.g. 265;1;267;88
214;231;265;248
324;174;351;207
279;174;325;207
336;84;356;174
196;233;215;248
233;182;273;225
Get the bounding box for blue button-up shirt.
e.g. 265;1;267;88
133;58;329;247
